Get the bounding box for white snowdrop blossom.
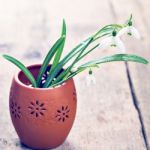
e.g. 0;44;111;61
86;70;96;86
118;25;140;39
99;32;126;53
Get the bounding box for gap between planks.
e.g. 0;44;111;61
125;62;150;150
107;0;150;149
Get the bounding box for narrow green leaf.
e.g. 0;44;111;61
61;19;66;36
52;43;100;84
50;67;85;87
49;19;66;75
43;23;126;88
42;39;91;87
50;73;76;87
48;23;120;84
53;37;94;82
52;44;99;83
79;54;149;68
43;38;93;88
50;54;149;87
78;43;100;61
36;36;65;87
3;54;37;87
92;24;123;40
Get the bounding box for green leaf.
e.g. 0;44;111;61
49;19;66;75
79;54;149;68
92;24;123;40
61;19;66;36
41;22;132;88
51;54;149;87
50;67;85;87
47;23;121;86
3;54;37;87
78;43;100;60
51;43;100;85
42;38;91;87
36;36;65;87
43;38;93;88
50;73;76;87
54;37;94;82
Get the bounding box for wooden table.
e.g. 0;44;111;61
0;0;149;149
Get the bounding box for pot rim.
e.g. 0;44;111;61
14;64;70;91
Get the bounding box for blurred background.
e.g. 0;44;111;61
0;0;150;149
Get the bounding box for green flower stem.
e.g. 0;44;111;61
92;24;123;40
79;54;149;69
49;19;66;76
43;37;93;88
78;44;100;61
36;36;65;87
57;38;93;81
4;15;148;89
50;24;125;85
48;24;128;87
50;54;149;88
42;42;87;87
50;67;85;88
51;43;100;85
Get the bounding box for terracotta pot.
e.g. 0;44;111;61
9;64;77;150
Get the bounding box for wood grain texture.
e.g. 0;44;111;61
0;0;149;149
110;0;150;149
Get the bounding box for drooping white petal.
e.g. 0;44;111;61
99;36;113;50
130;26;141;39
114;36;126;53
117;27;129;37
86;74;96;86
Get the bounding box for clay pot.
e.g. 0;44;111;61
9;64;77;150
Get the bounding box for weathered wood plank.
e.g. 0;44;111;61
110;0;150;149
0;0;147;149
128;1;150;146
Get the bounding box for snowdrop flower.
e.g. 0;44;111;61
99;30;126;53
118;21;140;39
86;69;96;86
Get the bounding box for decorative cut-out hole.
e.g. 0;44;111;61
65;106;68;110
40;112;44;116
36;113;39;117
73;91;76;101
57;110;61;113
28;100;46;117
36;100;39;105
31;102;35;106
40;66;51;87
40;66;65;87
40;103;44;107
10;101;21;119
55;105;70;122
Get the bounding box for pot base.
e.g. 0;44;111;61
10;64;77;150
21;140;65;150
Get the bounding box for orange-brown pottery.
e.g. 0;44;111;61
9;64;77;150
